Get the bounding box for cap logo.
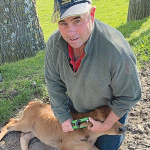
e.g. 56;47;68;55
61;0;71;5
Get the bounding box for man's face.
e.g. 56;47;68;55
58;7;95;49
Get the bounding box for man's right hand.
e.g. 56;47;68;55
61;119;74;133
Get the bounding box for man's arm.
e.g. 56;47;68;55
45;39;72;124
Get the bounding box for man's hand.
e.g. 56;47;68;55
89;117;112;133
61;119;74;133
89;111;120;133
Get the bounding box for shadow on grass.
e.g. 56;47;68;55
129;28;150;45
116;17;149;40
116;17;150;67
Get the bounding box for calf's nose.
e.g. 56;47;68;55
118;126;127;134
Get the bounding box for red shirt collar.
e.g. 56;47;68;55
68;44;84;72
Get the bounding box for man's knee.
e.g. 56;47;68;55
95;134;125;150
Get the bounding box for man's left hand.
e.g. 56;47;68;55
89;117;112;133
89;111;120;133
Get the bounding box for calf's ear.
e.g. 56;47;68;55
80;121;93;130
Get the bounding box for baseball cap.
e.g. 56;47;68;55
51;0;92;23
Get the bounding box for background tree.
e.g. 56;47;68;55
0;0;45;64
127;0;150;22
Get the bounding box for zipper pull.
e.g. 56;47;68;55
74;73;76;77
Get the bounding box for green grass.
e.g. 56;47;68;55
117;17;150;68
0;0;150;125
36;0;58;41
93;0;129;28
0;51;48;124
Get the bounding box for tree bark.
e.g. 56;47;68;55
0;0;45;64
127;0;150;22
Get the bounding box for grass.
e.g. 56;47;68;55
0;0;150;125
36;0;58;41
117;17;150;68
0;51;48;124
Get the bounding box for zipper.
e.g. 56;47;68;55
57;47;77;77
74;72;76;77
73;53;87;77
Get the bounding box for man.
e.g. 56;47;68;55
45;0;141;149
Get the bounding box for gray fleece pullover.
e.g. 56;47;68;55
45;19;141;124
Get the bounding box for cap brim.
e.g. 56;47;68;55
60;2;90;21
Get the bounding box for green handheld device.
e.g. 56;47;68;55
71;117;89;129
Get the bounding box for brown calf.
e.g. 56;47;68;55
0;101;126;150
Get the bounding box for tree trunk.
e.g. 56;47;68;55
127;0;150;22
0;0;45;64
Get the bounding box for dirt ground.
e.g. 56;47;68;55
0;64;150;150
119;64;150;149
